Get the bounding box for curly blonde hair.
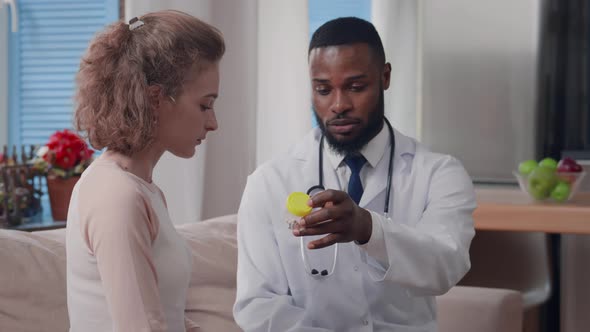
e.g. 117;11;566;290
74;10;225;155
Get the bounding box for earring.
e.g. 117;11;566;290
169;96;176;103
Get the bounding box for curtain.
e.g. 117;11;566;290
538;0;590;159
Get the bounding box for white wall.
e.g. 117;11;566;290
0;6;8;147
202;0;258;219
420;0;539;182
256;0;311;165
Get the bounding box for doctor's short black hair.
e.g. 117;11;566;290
308;17;386;65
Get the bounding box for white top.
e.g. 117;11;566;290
233;124;477;332
66;157;197;332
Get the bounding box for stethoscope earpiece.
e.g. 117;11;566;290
309;268;329;277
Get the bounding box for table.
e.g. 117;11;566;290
475;186;590;234
474;185;590;332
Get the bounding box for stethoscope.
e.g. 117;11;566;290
301;117;395;278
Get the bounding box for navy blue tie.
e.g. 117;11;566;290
344;154;367;205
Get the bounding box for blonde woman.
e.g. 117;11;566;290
66;10;224;332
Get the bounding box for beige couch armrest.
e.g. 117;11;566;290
437;286;523;332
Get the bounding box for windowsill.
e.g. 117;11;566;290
4;208;66;232
9;219;66;232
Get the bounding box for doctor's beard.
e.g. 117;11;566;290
314;89;385;156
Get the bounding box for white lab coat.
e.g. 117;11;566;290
233;127;476;332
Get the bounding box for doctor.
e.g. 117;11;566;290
234;17;476;332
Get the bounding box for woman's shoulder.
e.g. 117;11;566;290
76;161;153;209
74;161;160;243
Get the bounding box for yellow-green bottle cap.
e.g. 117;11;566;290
286;192;312;217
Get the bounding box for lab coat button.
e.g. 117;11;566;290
362;319;369;326
353;266;359;271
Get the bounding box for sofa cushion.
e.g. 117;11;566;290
436;286;523;332
177;214;241;332
0;216;240;332
0;229;69;332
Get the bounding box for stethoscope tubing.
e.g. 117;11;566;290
301;117;396;278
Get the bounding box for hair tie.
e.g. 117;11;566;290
129;17;145;31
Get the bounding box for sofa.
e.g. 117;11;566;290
0;214;523;332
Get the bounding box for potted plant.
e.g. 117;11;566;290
32;130;94;221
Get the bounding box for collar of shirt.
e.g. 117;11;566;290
324;122;390;171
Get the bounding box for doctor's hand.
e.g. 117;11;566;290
292;189;372;249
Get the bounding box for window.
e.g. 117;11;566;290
8;0;119;148
5;0;118;220
308;0;372;126
309;0;372;38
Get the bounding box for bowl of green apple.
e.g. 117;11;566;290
514;157;586;203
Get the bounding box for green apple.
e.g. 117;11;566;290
539;157;558;171
550;181;571;202
518;160;538;175
527;166;558;200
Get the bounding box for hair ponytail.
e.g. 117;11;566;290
74;10;224;155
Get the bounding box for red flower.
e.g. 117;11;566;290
42;129;94;172
54;149;77;169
